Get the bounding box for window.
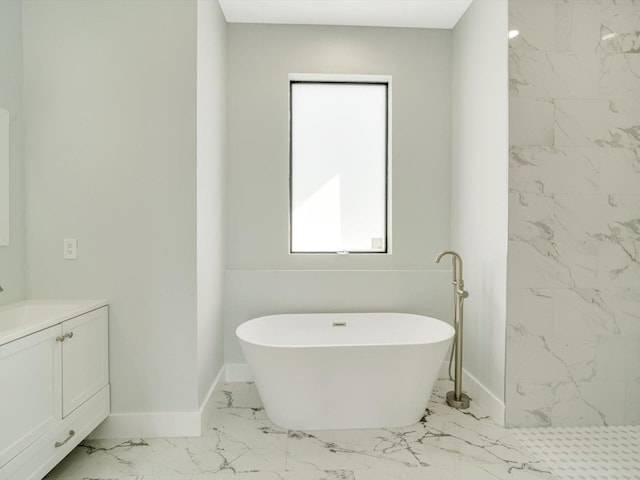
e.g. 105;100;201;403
289;79;389;254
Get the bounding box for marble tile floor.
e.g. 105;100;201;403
45;381;556;480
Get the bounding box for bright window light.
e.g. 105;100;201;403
290;81;388;253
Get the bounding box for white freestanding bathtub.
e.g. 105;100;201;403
236;312;454;431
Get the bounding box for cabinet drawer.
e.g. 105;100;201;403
0;326;62;468
0;385;110;480
62;307;109;417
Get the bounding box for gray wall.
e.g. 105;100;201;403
507;0;640;426
0;0;25;304
225;24;454;364
451;0;509;418
197;0;227;406
23;0;200;414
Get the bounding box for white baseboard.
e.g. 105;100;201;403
90;365;227;440
199;365;226;430
89;410;201;439
439;361;505;426
461;367;505;426
90;361;505;439
225;362;254;382
225;361;505;426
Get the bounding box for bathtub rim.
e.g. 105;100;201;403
236;312;455;349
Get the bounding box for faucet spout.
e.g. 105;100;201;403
434;249;456;264
434;250;464;284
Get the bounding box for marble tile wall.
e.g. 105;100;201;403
506;0;640;427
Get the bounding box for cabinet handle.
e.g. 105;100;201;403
56;332;74;342
54;430;75;448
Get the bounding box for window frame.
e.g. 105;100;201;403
288;76;391;255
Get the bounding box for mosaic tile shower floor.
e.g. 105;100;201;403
44;381;555;479
516;425;640;480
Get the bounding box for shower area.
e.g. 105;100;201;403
506;0;640;428
504;1;640;475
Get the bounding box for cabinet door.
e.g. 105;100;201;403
62;307;109;417
0;325;62;468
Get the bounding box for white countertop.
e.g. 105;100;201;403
0;299;108;346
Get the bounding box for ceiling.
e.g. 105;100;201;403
217;0;474;29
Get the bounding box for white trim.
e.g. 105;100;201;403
287;75;393;256
289;73;392;84
439;360;505;426
89;361;505;439
90;365;227;439
199;365;226;430
461;367;505;426
89;411;201;439
225;362;254;382
226;361;505;425
225;361;505;426
0;107;9;246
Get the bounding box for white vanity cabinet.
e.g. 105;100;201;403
61;308;109;417
0;303;109;480
0;326;62;469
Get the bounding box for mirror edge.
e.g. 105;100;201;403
0;106;9;246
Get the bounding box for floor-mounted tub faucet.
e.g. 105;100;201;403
434;250;470;409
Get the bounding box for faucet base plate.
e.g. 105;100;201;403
446;391;470;409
